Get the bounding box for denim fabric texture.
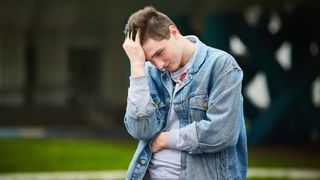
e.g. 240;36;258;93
124;36;248;180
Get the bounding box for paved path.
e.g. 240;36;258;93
0;168;319;179
0;170;126;180
248;168;320;179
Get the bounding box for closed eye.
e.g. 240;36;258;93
155;50;163;57
152;49;164;58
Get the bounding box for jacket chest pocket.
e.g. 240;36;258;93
189;94;208;122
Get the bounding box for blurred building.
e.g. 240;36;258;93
0;0;319;144
0;0;134;128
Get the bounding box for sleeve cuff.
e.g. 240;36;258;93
129;76;148;91
167;122;199;152
168;129;180;149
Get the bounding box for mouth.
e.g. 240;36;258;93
158;63;171;71
164;64;170;70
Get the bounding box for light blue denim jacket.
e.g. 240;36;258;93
124;36;248;180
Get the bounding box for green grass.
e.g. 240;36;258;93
0;138;319;174
0;138;136;173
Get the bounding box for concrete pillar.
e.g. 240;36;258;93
33;1;78;106
34;28;69;106
0;0;33;107
100;9;128;107
95;5;130;127
0;28;25;106
0;30;2;99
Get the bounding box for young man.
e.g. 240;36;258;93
122;6;248;180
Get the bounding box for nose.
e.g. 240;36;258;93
152;58;165;69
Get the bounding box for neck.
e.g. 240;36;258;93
180;36;195;68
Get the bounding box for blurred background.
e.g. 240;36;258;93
0;0;319;179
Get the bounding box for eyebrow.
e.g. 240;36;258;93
151;48;164;59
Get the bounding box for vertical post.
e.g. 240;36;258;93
0;28;25;106
34;28;68;106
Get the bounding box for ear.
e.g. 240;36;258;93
169;25;180;38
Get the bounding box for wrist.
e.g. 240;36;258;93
160;132;169;149
130;63;145;77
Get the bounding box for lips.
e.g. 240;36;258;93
164;63;170;70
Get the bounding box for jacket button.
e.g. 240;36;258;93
203;102;208;108
140;159;146;165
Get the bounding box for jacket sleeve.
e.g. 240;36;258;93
124;76;163;141
168;57;244;154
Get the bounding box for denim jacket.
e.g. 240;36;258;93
124;36;248;180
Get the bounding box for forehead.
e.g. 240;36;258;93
142;38;168;59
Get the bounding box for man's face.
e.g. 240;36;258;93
142;34;183;72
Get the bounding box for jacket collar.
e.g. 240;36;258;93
185;35;208;74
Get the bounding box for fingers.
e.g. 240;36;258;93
126;29;140;42
126;30;130;39
127;31;132;40
151;141;159;153
135;29;140;43
125;30;131;40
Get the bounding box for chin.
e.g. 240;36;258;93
173;65;182;72
170;68;179;72
158;67;166;71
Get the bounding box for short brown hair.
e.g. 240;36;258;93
124;6;176;45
